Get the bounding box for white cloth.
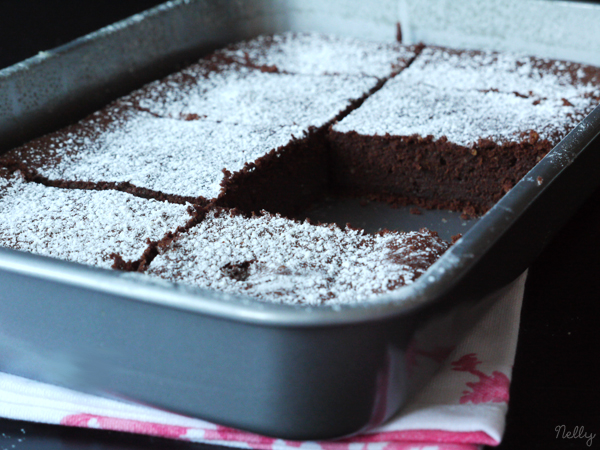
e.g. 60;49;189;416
0;272;526;450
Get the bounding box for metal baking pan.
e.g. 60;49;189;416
1;0;600;441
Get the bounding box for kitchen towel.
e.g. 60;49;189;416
0;272;526;450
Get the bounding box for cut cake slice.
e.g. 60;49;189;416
329;47;600;215
147;207;450;305
214;32;420;77
0;169;192;269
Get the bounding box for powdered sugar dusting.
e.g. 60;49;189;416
402;47;600;102
334;47;599;146
335;80;585;146
12;51;381;200
148;210;450;305
217;32;418;77
31;112;304;199
129;66;378;130
3;35;598;301
0;173;190;268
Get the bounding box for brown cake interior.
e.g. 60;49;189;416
215;130;330;218
326;131;552;216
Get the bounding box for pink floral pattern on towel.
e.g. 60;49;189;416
60;413;190;439
451;353;510;404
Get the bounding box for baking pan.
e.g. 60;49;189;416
1;0;600;441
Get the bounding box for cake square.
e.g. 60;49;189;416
147;208;450;305
213;32;420;77
2;106;308;203
329;46;600;214
124;64;379;129
0;169;191;269
400;47;600;106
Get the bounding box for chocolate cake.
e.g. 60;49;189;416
3;105;312;207
1;33;599;304
329;47;600;214
126;66;377;128
0;34;420;218
0;169;192;269
213;32;418;76
147;208;449;305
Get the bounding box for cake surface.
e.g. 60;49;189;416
333;79;581;146
329;46;600;214
1;33;599;304
333;47;598;145
0;55;400;205
148;208;450;305
0;170;191;269
127;65;379;128
215;32;419;77
3;106;306;202
398;47;600;103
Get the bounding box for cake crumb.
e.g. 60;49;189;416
537;176;544;186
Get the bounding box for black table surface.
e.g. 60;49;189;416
1;2;599;449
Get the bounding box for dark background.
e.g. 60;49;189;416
0;1;599;449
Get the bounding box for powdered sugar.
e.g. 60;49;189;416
217;32;418;77
13;62;379;200
30;112;305;200
334;80;585;146
0;173;190;269
148;210;450;305
402;47;600;102
3;35;599;303
334;47;599;146
129;66;378;130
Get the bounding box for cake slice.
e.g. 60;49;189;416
213;32;420;77
0;169;192;269
1;105;312;206
399;47;600;104
0;77;351;209
147;207;450;305
125;64;379;129
124;33;420;124
329;47;600;215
